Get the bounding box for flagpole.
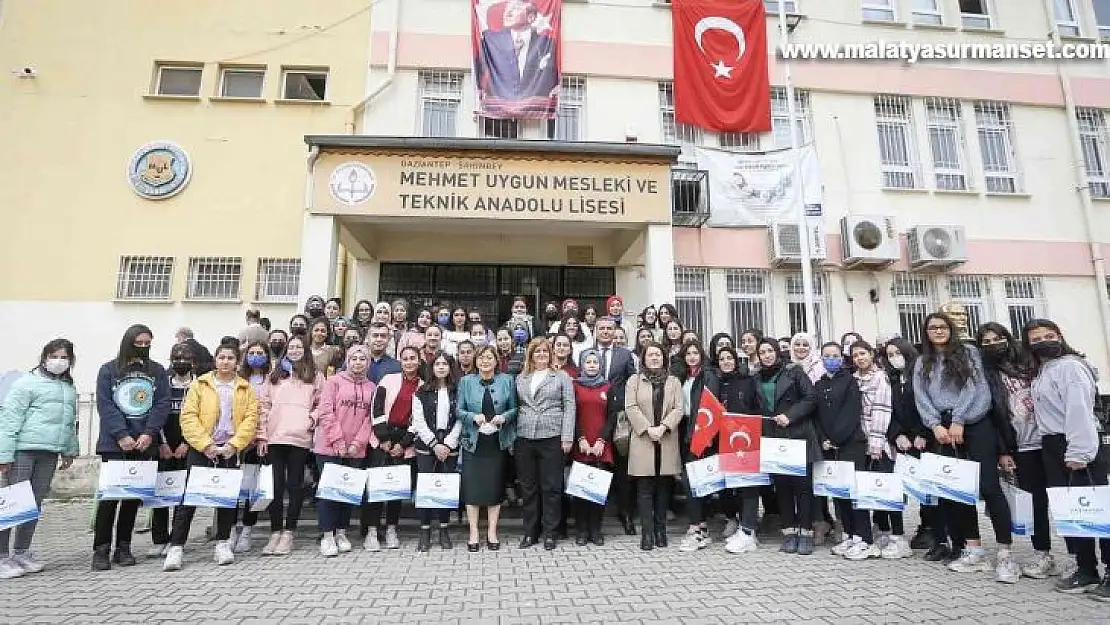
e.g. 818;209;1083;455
776;1;818;339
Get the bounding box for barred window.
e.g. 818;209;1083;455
974;101;1023;194
547;75;585;141
116;256;174;300
1077;108;1110;198
784;272;829;342
659;82;703;155
874;95;922;189
675;267;710;340
770;87;812;149
718;131;761;151
892;273;937;345
255;258;301;303
945;275;992;332
418;70;464;138
727;270;770;339
1004;276;1047;336
480;117;519;139
862;0;897;21
925;97;971;191
187;257;242;300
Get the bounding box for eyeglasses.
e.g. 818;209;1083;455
926;325;949;332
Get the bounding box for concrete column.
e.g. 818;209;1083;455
645;223;676;306
297;214;338;303
352;258;382;303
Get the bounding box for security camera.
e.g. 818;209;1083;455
14;67;37;78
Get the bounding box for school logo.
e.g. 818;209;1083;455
329;162;376;206
874;478;884;488
127;141;192;200
128;466;139;476
941;464;953;474
210;474;221;484
164;477;175;486
1079;496;1091;507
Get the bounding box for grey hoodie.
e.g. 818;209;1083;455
912;346;992;429
1031;355;1101;464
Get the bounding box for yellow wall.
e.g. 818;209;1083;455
0;0;371;301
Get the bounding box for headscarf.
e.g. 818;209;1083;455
575;348;608;388
790;332;825;383
345;344;370;379
756;338;784;380
642;349;669;386
605;295;623;316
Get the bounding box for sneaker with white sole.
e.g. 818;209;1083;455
948;549;991;573
162;546;184;572
880;536;912;560
10;553;44;574
384;526;401;550
334;530;353;553
231;526;253;554
0;558;25;579
725;529;758;554
364;533;381;552
272;530;294;556
844;541;882;561
722;519;740;539
319;535;339;558
1022;552;1059;579
214;541;234;566
147;543;167;559
874;531;892;550
1058;557;1078;581
831;536;858;556
678;527;708;552
995;552;1022;584
261;532;281;556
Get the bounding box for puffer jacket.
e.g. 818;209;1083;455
0;370;79;462
258;373;324;449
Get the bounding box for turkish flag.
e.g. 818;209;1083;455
719;413;762;474
690;388;723;457
671;0;771;132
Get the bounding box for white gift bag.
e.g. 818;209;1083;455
725;472;771;488
759;438;807;476
365;465;412;502
0;481;39;532
853;471;906;512
238;464;261;501
685;455;726;498
143;470;187;509
920;452;979;505
415;473;462;509
249;465;274;512
1001;480;1035;536
813;461;855;499
894;454;938;505
183;466;243;508
565;462;614;505
317;463;370;505
96;460;158;500
1047;485;1110;539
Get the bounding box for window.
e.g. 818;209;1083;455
675;267;710;340
281;68;328;101
547;75;585;141
481;117;519;139
1077;108;1110;198
719;131;761;151
418;70;464;137
959;0;993;29
659;82;704;155
154;64;202;96
946;275;992;331
862;0;897;21
255;258;301;303
218;66;265;98
116;256;174;300
974;101;1023;193
765;0;797;12
726;270;771;339
1053;0;1080;36
924;97;971;191
1004;276;1047;335
912;0;943;25
1095;0;1110;39
892;273;936;346
784;272;829;341
874;95;922;189
187;257;242;300
770;87;813;149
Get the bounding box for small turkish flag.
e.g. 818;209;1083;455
719;413;762;474
671;0;771;132
689;388;723;458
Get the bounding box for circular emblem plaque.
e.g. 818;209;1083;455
127;141;192;200
329;162;376;206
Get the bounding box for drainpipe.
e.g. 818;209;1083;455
1041;0;1110;356
347;0;400;134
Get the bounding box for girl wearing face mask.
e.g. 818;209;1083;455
410;353;462;552
289;315;310;339
571;349;616;546
268;330;289;363
501;324;530;376
676;341;721;553
509;296;536;338
304;296;326;321
469;323;490;350
308;319;339;378
0;339;79;579
352;300;375;331
257;335;323;557
225;341;271;554
1023;318;1110;598
542;302;561;335
92;324;171;572
147;343;196;558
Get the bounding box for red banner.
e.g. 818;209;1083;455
690;388;723;457
671;0;771;132
719;413;762;474
472;0;562;119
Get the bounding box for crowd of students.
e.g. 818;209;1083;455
0;294;1107;603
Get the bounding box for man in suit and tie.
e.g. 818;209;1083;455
593;317;639;535
477;0;559;103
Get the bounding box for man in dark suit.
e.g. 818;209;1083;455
593;317;638;535
477;0;559;102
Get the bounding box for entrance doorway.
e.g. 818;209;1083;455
378;263;616;329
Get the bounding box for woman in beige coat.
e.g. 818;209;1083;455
624;342;683;551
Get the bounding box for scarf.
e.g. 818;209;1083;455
642;366;668;386
854;368;893;457
576;348;607;388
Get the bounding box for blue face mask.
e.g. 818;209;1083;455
437;314;450;326
280;357;294;373
822;357;843;374
512;329;528;344
246;354;268;369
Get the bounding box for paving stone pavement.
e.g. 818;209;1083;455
2;500;1108;624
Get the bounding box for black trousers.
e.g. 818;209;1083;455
723;488;760;533
360;448;413;533
636;476;673;534
826;447;872;542
233;448;262;528
267;443;310;532
93;451;156;549
1042;434;1110;578
416;452;458;527
681;445;711;525
611;446;634;520
150;456;185;545
932;419;1012;546
1014;448;1052;552
772;468;814;531
573;461;612;536
515;436;565;539
169;451;239;546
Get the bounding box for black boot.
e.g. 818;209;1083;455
618;513;637;536
417;527;432;552
91;545;111;571
590;507;605;546
438;526;452;550
654;526;668;548
112;543;136;567
640;532;654;551
910;526;935;551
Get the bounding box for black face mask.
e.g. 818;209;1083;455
1030;340;1064;359
270;342;287;356
980;343;1007;360
171;361;192;375
291;327;308;336
307;307;324;318
133;345;151;360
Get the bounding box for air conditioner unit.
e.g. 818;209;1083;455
768;221;827;267
841;215;900;269
907;225;968;270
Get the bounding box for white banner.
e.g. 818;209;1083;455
565;462;613;505
686;456;726;497
759;438;807;477
366;465;412;502
317;463;369;505
143;470;187;509
813;461;855;499
183;466;243;508
695;144;823;227
415;473;462;509
0;481;39;532
1047;485;1110;539
96;460;158;500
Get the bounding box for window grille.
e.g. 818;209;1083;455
480;117;520;139
675;267;710;340
255;258;301;303
187;257;242;300
945;275;992;332
874;95;923;189
1003;276;1047;336
1077;108;1110;198
659;82;703;155
862;0;897;21
924;97;971;191
116;256;174;300
784;272;829;342
770;87;813;149
547;75;585;141
974;101;1023;193
418;70;463;138
726;270;770;340
892;273;937;345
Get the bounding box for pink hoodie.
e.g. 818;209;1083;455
258;373;324;449
315;369;375;458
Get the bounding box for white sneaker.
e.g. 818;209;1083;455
231;526;253;554
214;541;234;566
10;553;44;574
384;526;401;550
319;535;339;558
831;536;858;556
334;530;353;553
948;549;991;573
364;533;381;552
1022;552;1059;579
880;536;912;560
1057;556;1078;581
844;541;882;561
147;543;167;559
995;552;1021;584
678;527;704;552
162;546;183;572
722;519;740;539
725;529;758;554
0;558;25;579
874;531;892;549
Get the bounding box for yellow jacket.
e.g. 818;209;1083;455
179;372;259;453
